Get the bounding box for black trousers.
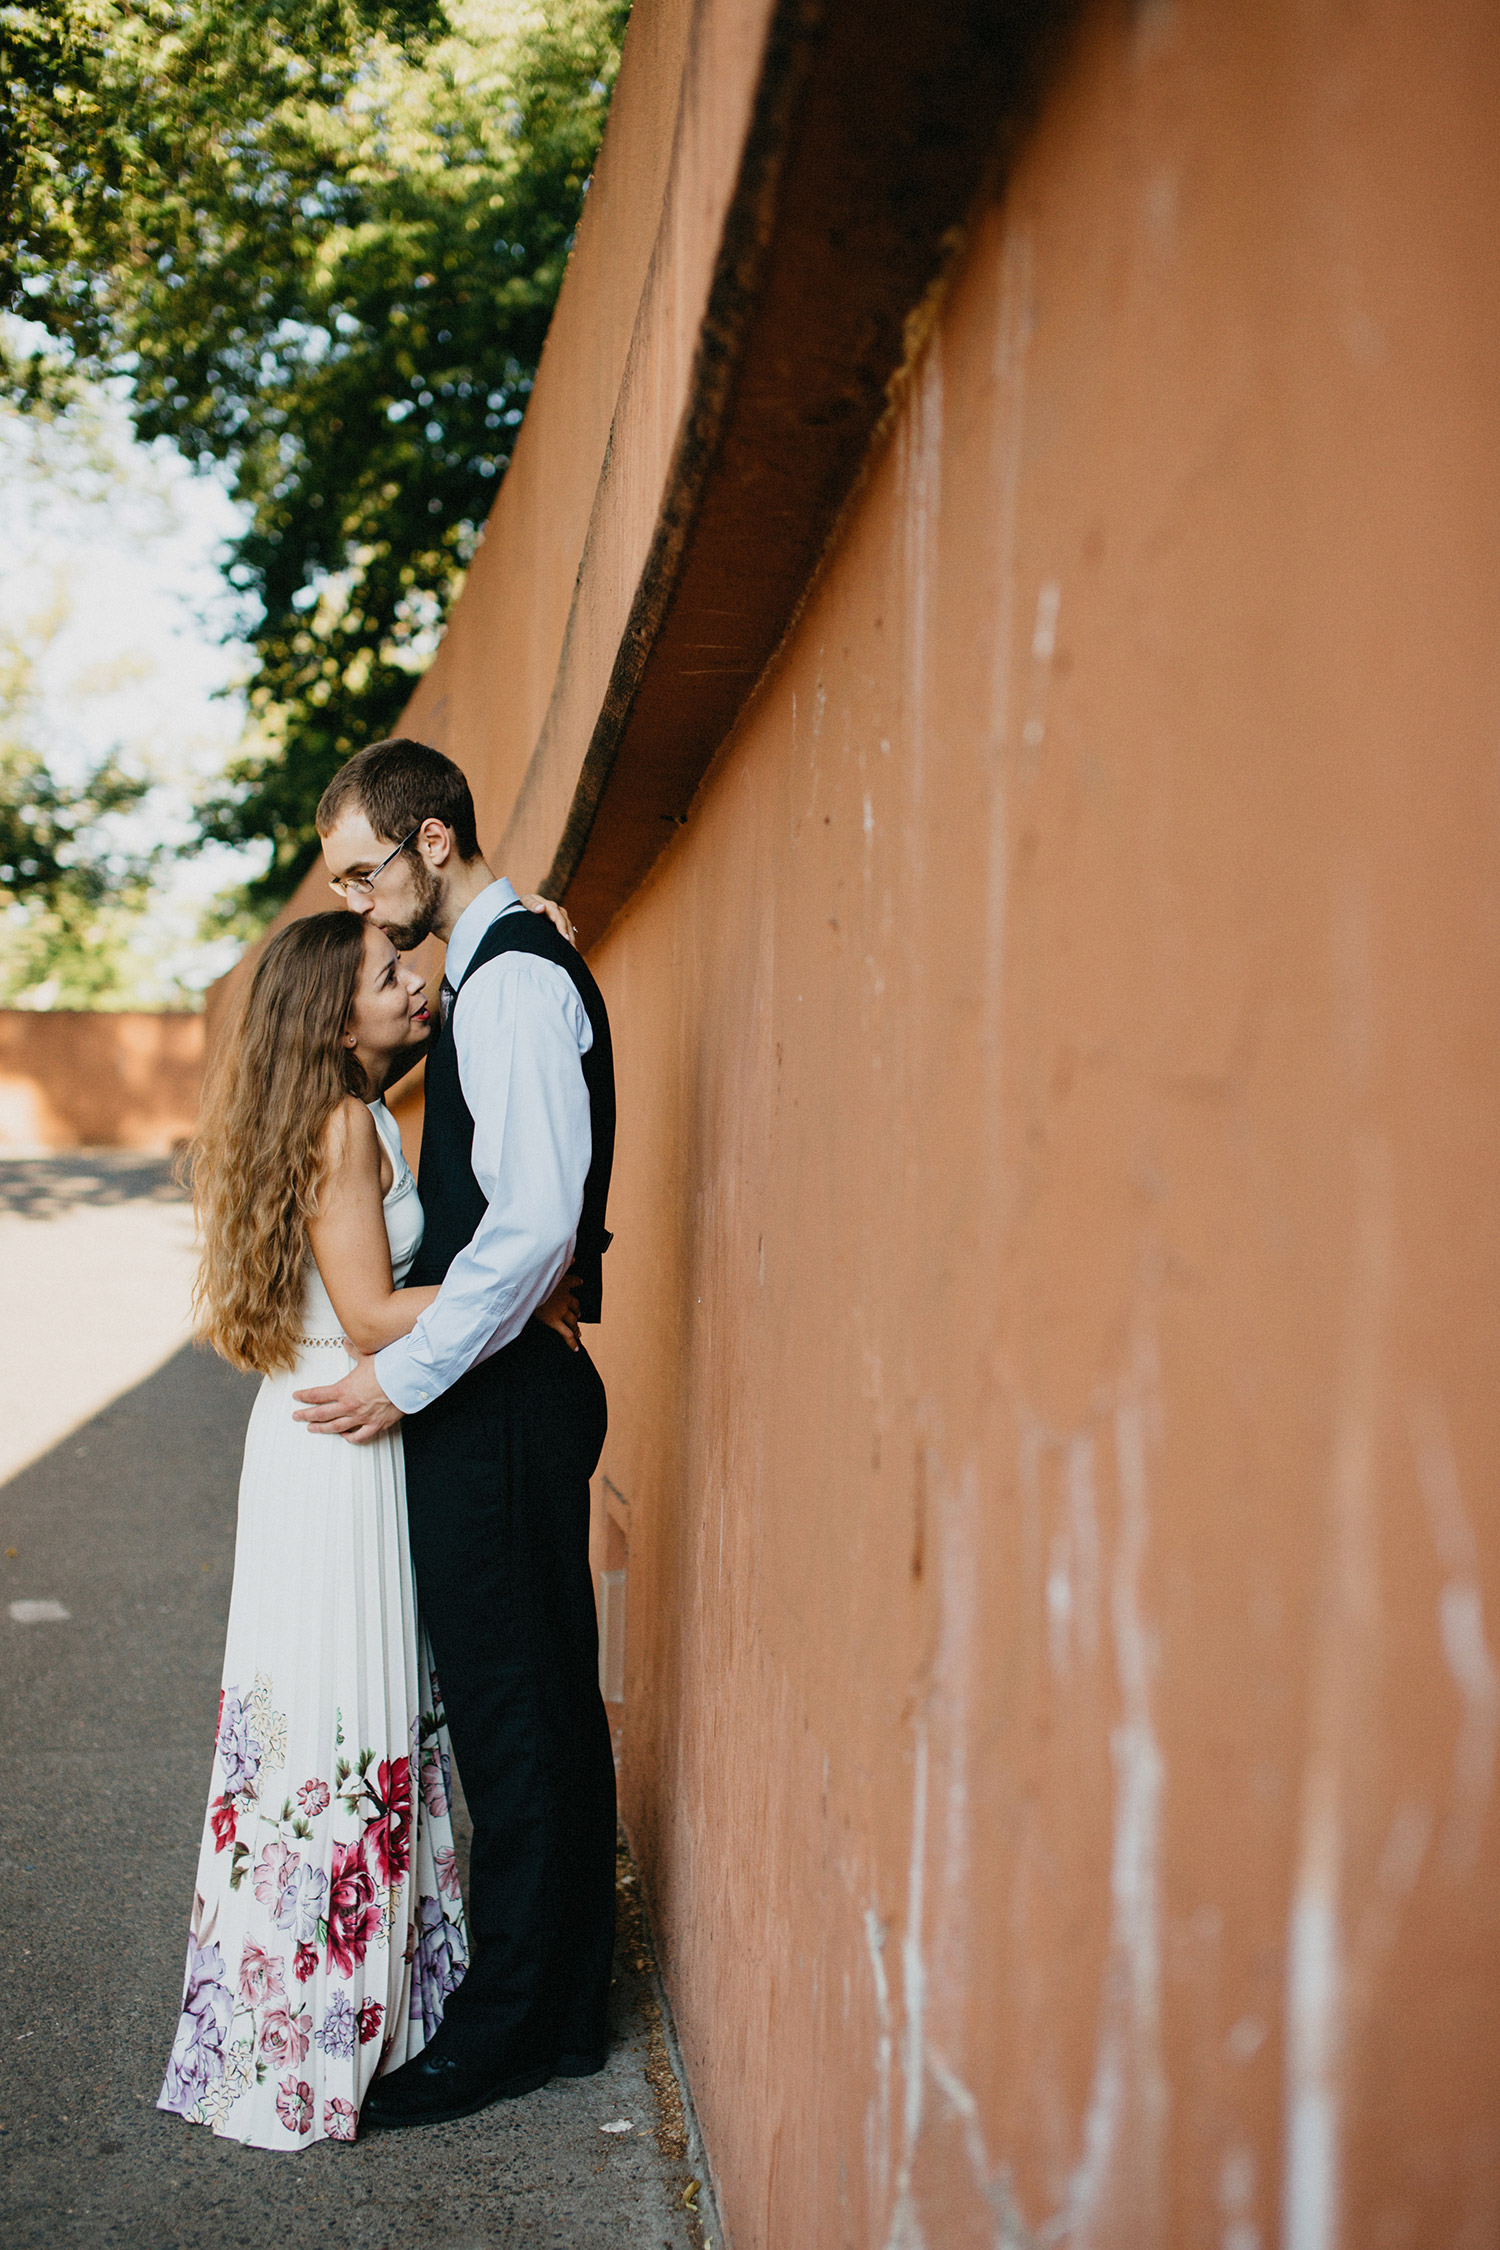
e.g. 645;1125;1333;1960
402;1321;615;2067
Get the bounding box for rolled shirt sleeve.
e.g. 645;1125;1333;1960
373;948;594;1415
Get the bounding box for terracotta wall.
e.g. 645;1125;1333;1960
0;1010;205;1151
232;1;1500;2241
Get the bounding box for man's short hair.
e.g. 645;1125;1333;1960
315;738;481;860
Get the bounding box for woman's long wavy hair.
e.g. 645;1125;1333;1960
186;912;370;1374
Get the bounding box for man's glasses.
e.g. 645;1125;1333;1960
328;826;420;900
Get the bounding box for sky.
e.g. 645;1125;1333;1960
0;321;268;1004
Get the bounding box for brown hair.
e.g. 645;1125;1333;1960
185;912;369;1374
315;736;480;860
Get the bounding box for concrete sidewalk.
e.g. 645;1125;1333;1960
0;1159;717;2249
0;1153;200;1486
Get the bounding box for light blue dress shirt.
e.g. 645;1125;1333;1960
373;879;594;1416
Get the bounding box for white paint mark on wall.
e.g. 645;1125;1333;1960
878;1720;931;2250
898;1724;930;2235
1069;1433;1101;1664
1110;1386;1167;2088
1282;1118;1393;2250
1438;1585;1499;1866
1219;2143;1260;2250
865;1908;894;2212
871;1339;1170;2249
925;2044;1044;2249
982;222;1032;1150
1283;1888;1340;2250
1144;167;1179;254
1043;1433;1105;1680
1347;1800;1432;2031
1410;1391;1500;1873
902;342;944;819
1047;1545;1074;1676
872;1454;1007;2244
1053;1342;1169;2249
1017;1414;1046;1669
1031;581;1061;662
989;220;1034;771
1132;0;1177;67
1019;578;1060;766
937;1466;979;1968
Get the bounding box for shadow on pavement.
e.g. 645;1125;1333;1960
0;1152;187;1222
0;1342;709;2250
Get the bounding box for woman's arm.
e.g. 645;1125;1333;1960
305;1100;439;1354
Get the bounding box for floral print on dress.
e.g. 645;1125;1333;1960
344;1752;411;1887
411;1891;469;2042
419;1737;451;1818
247;1673;288;1773
238;1941;283;2006
159;1671;468;2146
325;1835;382;1977
314;1990;358;2059
252;1838;295;1911
276;2077;313;2136
277;1857;329;1945
217;1695;262;1800
195;2039;256;2129
160;1938;233;2116
259;1997;312;2070
323;2096;357;2142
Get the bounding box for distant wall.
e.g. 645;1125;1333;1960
0;1011;205;1151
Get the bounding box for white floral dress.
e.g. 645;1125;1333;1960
158;1099;468;2149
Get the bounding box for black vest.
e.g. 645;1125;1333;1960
406;907;615;1321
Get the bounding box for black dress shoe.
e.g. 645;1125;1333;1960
553;2048;608;2078
361;2046;555;2131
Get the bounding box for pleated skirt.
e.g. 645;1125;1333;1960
157;1341;468;2150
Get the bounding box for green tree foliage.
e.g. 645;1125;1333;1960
0;739;152;910
0;611;163;1007
0;7;74;310
5;0;629;906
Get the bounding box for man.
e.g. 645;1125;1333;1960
294;735;617;2128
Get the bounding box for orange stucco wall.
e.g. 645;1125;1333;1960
222;1;1500;2240
593;7;1500;2241
0;1010;205;1151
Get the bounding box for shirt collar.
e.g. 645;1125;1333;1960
443;877;521;989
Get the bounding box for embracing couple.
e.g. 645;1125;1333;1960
156;737;617;2150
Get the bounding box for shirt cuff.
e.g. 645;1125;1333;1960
372;1338;436;1416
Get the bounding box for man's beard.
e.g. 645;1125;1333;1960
375;854;443;953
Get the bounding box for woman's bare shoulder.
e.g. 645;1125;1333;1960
319;1094;379;1178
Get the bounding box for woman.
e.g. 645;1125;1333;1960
157;909;577;2149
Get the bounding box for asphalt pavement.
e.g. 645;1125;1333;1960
0;1157;716;2249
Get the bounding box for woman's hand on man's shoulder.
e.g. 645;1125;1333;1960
520;894;577;948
